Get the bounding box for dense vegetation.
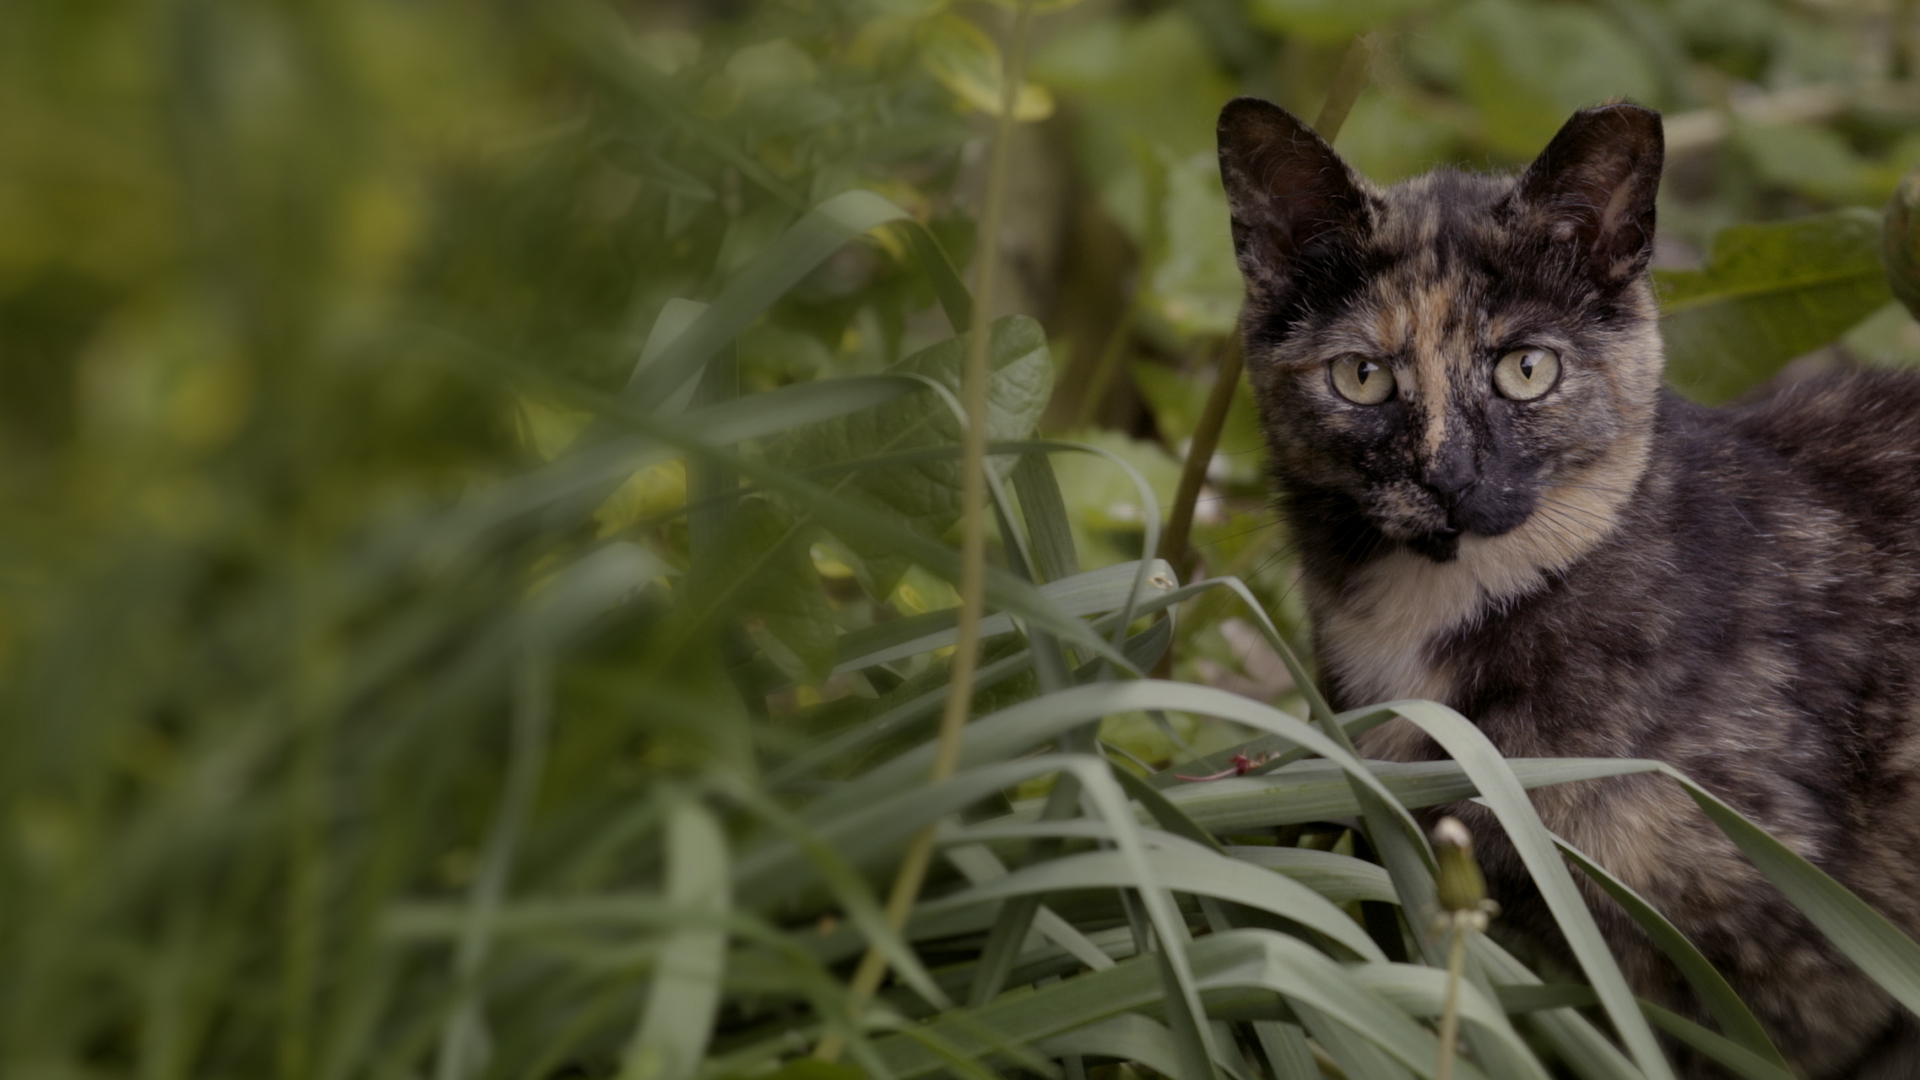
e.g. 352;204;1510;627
5;1;1920;1078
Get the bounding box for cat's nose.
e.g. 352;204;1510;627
1423;456;1477;508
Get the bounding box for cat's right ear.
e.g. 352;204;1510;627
1217;97;1372;301
1512;104;1665;283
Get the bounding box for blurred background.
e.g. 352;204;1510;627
3;0;1917;1077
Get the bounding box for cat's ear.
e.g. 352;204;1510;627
1217;96;1372;300
1512;104;1664;283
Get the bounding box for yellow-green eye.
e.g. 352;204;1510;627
1494;347;1561;401
1329;355;1395;405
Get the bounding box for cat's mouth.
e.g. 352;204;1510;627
1405;527;1462;563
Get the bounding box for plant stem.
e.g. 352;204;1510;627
1154;35;1373;582
1436;915;1468;1080
813;0;1037;1060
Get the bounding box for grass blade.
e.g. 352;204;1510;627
1553;835;1785;1068
1375;701;1674;1080
1659;765;1920;1018
622;798;729;1080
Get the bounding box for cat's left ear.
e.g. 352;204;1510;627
1512;104;1664;283
1217;97;1373;302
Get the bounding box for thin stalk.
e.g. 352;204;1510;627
813;1;1037;1060
1154;35;1373;581
1436;915;1468;1080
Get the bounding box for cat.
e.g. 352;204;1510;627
1217;96;1920;1079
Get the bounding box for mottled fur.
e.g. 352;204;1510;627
1219;97;1920;1078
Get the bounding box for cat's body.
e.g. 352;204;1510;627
1217;98;1920;1078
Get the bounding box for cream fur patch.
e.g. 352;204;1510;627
1318;446;1648;711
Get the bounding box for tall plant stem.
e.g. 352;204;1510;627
1155;35;1372;583
1436;915;1468;1080
814;0;1037;1060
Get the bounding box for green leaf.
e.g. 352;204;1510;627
1409;0;1658;158
1471;937;1647;1080
1553;835;1787;1068
1142;149;1243;339
1732;120;1875;205
872;930;1491;1080
920;842;1387;961
1224;847;1397;906
775;315;1053;597
1657;766;1920;1023
623;800;729;1080
683;498;835;680
1012;451;1080;584
831;559;1175;673
626;190;915;403
1885;167;1920;320
921;12;1054;121
1035;1014;1188;1077
1368;702;1674;1080
1161;756;1659;833
1658;209;1891;402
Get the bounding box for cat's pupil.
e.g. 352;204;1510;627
1358;362;1375;383
1519;354;1535;378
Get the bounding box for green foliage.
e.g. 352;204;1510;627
5;1;1920;1079
1659;210;1891;401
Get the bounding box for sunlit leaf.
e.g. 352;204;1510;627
921;13;1054;121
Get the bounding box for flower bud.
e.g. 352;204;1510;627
1432;816;1487;915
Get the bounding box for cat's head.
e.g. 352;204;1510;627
1218;99;1665;567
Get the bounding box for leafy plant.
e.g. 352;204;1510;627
6;1;1920;1080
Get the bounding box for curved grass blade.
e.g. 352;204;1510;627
486;357;1138;672
1655;764;1920;1019
919;843;1385;961
872;929;1485;1080
943;844;1115;973
1469;937;1646;1080
1225;847;1397;906
716;778;955;1013
832;560;1175;673
1490;986;1793;1080
435;650;553;1080
770;617;1171;792
826;681;1425;846
1373;701;1673;1080
1346;964;1549;1080
1108;764;1226;855
622;798;728;1080
1037;1013;1189;1077
1013;451;1079;584
1553;835;1786;1068
626;190;916;403
1161;757;1659;834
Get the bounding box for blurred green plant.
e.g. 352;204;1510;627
5;0;1920;1079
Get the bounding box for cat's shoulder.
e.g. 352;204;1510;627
1724;367;1920;512
1737;366;1920;437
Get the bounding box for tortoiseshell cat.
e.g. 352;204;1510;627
1218;98;1920;1078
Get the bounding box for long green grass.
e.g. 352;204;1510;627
6;1;1920;1079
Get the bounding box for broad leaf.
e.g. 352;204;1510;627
1659;209;1890;403
683;498;835;680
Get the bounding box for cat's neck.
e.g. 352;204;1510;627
1296;413;1656;711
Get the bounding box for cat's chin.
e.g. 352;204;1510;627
1404;529;1461;563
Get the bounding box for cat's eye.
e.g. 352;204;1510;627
1493;347;1561;401
1329;355;1395;405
